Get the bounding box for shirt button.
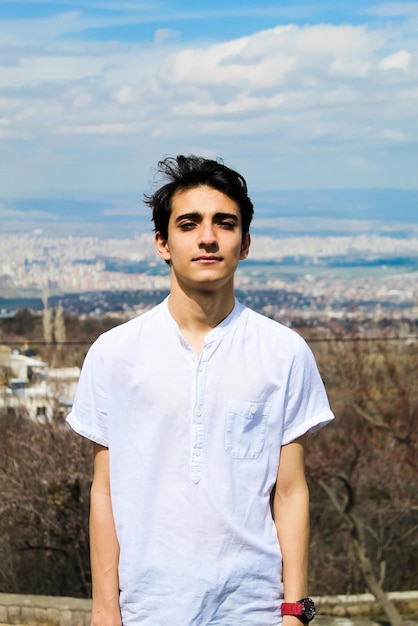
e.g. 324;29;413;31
195;408;202;417
197;365;203;372
193;449;201;457
250;406;257;414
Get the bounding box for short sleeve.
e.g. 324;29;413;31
282;336;334;445
66;337;109;447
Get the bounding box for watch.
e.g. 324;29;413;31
281;598;316;623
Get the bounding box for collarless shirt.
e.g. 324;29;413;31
67;298;334;626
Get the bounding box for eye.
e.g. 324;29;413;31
218;220;236;229
179;221;196;231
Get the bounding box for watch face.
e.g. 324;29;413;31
302;598;316;621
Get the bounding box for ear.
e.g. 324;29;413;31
154;232;171;263
239;232;251;260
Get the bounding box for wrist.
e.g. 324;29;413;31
281;597;316;624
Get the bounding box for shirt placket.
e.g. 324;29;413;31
190;348;209;484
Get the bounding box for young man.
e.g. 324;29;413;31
67;155;334;626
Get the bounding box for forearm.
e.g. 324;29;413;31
90;446;121;626
274;483;310;600
274;436;310;603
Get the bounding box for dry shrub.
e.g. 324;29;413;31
0;410;92;597
307;338;418;595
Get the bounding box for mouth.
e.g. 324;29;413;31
193;255;223;263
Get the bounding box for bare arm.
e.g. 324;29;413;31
90;443;122;626
274;435;310;625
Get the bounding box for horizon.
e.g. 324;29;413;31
1;187;418;238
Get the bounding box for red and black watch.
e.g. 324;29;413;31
281;598;316;624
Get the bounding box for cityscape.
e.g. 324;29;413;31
1;232;418;323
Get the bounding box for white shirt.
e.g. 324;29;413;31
67;298;334;626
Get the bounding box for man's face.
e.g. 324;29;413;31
155;185;250;292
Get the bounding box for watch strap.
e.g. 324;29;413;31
281;602;304;616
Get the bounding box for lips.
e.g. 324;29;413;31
193;255;222;262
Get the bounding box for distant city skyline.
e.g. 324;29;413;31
1;1;418;236
2;231;418;319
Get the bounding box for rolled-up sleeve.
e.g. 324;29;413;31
282;336;334;445
66;337;109;447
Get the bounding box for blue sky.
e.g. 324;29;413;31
1;1;418;236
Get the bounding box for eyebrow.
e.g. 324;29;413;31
174;212;240;224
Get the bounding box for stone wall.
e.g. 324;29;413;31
315;590;418;618
0;590;417;625
0;593;90;626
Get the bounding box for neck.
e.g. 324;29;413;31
167;277;236;336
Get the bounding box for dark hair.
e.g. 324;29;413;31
144;154;254;241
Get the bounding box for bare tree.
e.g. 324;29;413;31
0;409;92;597
54;302;66;345
307;336;418;624
42;286;54;345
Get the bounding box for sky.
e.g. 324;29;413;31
1;0;418;237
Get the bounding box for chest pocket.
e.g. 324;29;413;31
225;400;271;459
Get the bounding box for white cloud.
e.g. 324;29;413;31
103;201;143;216
112;85;135;104
366;2;418;17
0;12;87;44
0;203;52;220
383;128;408;141
330;56;372;77
154;28;178;45
379;49;412;70
159;24;384;89
1;7;418;197
57;122;133;134
72;92;93;108
0;55;111;88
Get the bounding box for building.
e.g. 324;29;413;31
0;346;79;421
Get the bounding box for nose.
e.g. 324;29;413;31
198;220;218;249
